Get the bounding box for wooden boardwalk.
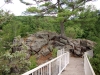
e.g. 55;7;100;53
61;56;85;75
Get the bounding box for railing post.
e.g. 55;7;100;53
49;63;51;75
63;48;65;54
59;57;61;73
41;68;42;75
65;53;67;66
32;72;33;75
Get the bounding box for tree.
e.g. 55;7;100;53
2;0;93;36
21;0;92;37
78;6;98;40
0;36;34;75
0;10;13;29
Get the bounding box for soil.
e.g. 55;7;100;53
37;52;53;65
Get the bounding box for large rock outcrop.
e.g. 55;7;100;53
12;31;96;58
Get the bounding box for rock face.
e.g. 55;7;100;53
12;31;96;57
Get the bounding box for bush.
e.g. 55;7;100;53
90;39;100;75
0;51;30;75
29;56;37;69
65;26;84;38
52;48;57;58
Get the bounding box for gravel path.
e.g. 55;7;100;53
61;56;85;75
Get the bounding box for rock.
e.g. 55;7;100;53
48;45;53;52
54;41;65;46
34;54;41;60
30;39;48;52
13;36;24;46
73;39;81;46
86;40;96;49
41;48;50;56
80;39;96;50
35;31;49;40
10;66;19;74
74;50;83;56
86;50;94;58
26;53;30;59
81;46;86;52
12;31;96;58
48;57;53;60
65;45;73;51
25;36;36;46
74;47;82;56
11;46;22;53
48;40;54;46
59;38;68;45
55;46;62;50
74;45;81;51
80;39;87;47
48;32;58;40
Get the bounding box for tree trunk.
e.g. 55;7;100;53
60;22;70;44
60;22;65;36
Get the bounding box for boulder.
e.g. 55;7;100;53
35;31;49;40
54;46;62;50
54;41;65;46
34;54;41;60
74;50;83;56
48;44;53;52
65;45;73;51
74;45;82;56
48;32;58;40
86;50;94;58
73;39;81;46
41;48;50;56
25;36;36;46
80;39;87;47
30;39;48;52
59;38;68;45
86;40;96;49
80;39;96;50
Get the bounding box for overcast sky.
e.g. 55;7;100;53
0;0;100;16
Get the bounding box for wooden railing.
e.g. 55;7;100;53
84;52;95;75
22;49;69;75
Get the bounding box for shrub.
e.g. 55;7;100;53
52;48;57;58
29;56;37;69
90;39;100;75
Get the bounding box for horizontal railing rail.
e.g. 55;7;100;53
84;52;95;75
22;51;69;75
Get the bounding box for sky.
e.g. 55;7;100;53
0;0;100;16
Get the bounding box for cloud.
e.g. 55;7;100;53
0;0;29;15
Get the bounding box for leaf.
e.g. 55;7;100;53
26;7;40;13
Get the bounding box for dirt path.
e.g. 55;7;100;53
61;56;85;75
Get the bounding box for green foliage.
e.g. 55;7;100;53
0;51;30;75
41;2;52;7
52;48;57;58
65;25;84;38
29;56;37;69
26;7;40;13
90;40;100;75
0;10;13;27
